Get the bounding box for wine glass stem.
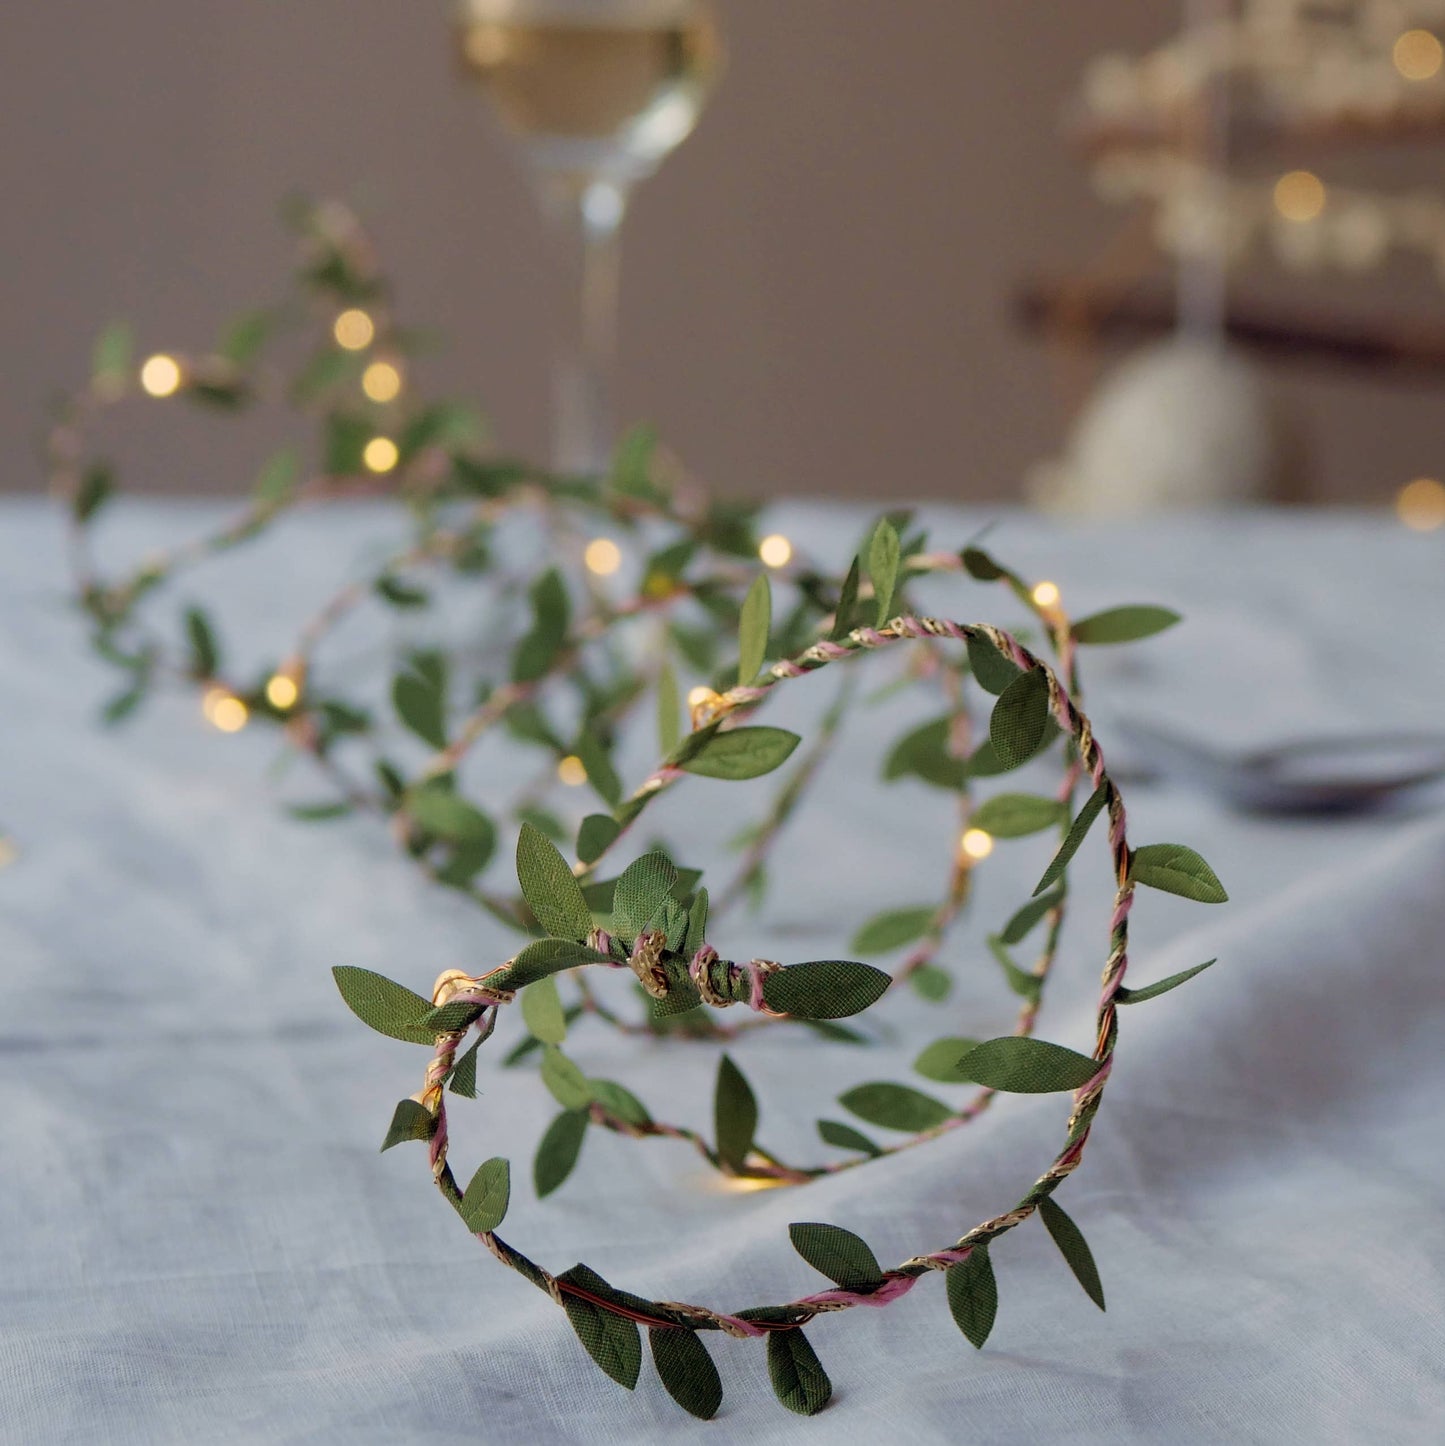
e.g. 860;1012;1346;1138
539;173;630;475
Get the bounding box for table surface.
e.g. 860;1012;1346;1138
3;500;1444;1445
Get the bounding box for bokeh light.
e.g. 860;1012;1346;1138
363;437;399;474
1393;29;1443;81
334;309;375;351
139;354;182;398
584;538;622;576
362;361;402;402
265;673;299;709
960;828;995;860
557;755;588;786
758;534;793;568
1396;477;1445;531
1032;580;1060;607
1273;171;1326;223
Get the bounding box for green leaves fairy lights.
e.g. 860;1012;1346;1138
67;251;1222;1418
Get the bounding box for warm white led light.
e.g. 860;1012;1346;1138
139;354;182;398
334;309;375;351
584;538;622;576
758;534;793;568
960;828;995;861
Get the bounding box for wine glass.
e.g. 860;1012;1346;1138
454;0;723;474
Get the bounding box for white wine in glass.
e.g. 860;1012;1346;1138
455;0;722;473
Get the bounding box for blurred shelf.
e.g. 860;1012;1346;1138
1014;274;1445;381
1069;100;1445;160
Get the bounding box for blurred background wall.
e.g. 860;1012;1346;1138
3;2;1440;503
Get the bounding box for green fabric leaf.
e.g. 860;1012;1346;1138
184;606;219;677
989;668;1053;770
515;822;594;940
683;887;710;957
407;788;495;852
324;414;371;475
953;1037;1098;1093
521;976;567;1044
910;963;952;1001
738;573;772;686
970;793;1064;838
714;1053;757;1172
681;726;801;781
379;1098;434;1152
1116;958;1216;1004
448;1038;480;1097
850;905;935;955
987;935;1041;1004
1034;783;1109;896
882;715;967;790
839;1081;954;1132
287;801;352;822
392;668;446;749
332;966;435;1045
375;576;429;610
656;663;681;756
762;961;891;1020
868;518;901;625
946;1246;998;1349
459;1157;510;1233
612;852;678;939
91;319;134;384
611;423;659;500
1071;605;1181;645
829;556;863;640
1130;843;1228;903
587;1078;651;1127
961;545;1006;581
74;463;113;524
576;813;621;866
534;1109;588;1197
966;635;1022;696
817;1118;882;1156
650;1327;723;1420
253;448;299;507
788;1222;885;1291
574;728;622;809
501;938;610;989
422;999;485;1034
767;1330;832;1416
1000;887;1064;945
219;307;272;366
1037;1196;1105;1309
913;1036;980;1083
562;1289;642;1390
541;1045;592;1111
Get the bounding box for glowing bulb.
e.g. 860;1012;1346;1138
139;354;182;398
1397;477;1445;532
557;755;588;786
1031;580;1060;608
265;673;299;709
363;436;399;474
960;828;994;861
687;686;715;708
333;309;375;351
584;538;622;576
362;360;402;402
758;534;793;568
1273;171;1326;223
207;693;249;733
1393;29;1443;81
719;1172;790;1193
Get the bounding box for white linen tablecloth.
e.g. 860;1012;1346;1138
3;500;1444;1444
